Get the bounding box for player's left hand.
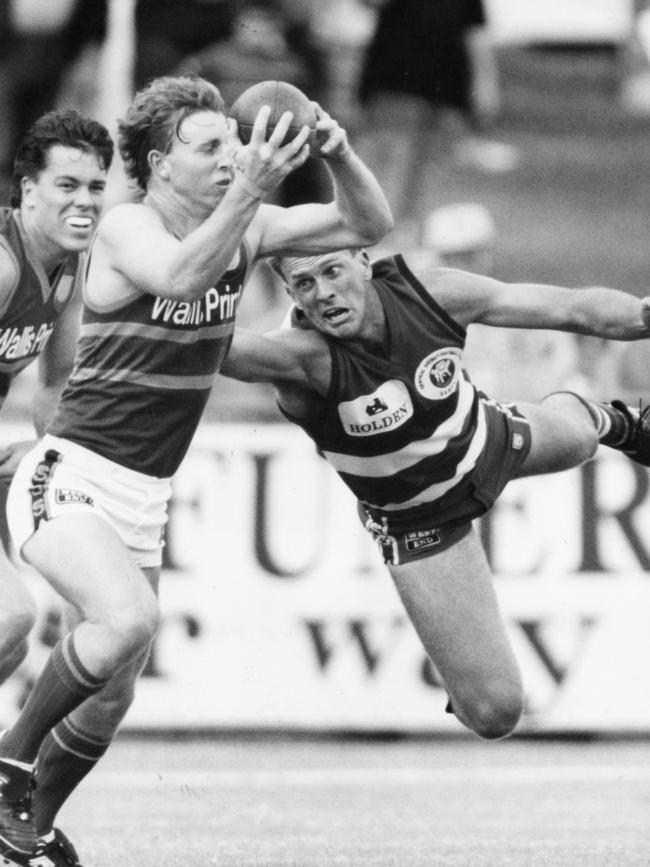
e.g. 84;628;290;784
0;439;35;481
312;104;352;161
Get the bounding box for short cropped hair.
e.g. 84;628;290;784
11;109;114;207
269;248;363;285
118;74;225;191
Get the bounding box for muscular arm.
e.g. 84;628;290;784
222;327;330;394
417;266;650;340
94;107;313;303
253;106;393;257
92;179;277;304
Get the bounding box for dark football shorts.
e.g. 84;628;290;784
358;398;532;566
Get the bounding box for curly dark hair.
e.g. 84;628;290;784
11;109;114;207
118;74;225;191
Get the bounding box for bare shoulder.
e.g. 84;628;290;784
97;202;163;243
402;260;499;326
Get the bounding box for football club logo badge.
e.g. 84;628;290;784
414;348;462;399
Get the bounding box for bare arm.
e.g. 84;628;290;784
33;289;82;435
221;327;330;394
419;266;650;340
0;264;81;480
95;108;312;303
253;105;393;257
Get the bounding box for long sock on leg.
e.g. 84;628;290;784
33;718;112;836
0;633;108;764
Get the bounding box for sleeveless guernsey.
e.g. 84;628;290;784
282;254;493;531
0;208;80;397
48;242;251;477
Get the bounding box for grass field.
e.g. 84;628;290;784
49;734;650;867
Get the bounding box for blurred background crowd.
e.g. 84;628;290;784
2;0;650;423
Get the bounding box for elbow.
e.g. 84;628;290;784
361;211;395;245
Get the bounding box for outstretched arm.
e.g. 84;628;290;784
222;327;330;395
253;105;393;257
419;266;650;340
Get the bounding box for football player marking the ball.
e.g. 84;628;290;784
0;109;113;689
221;248;650;738
0;75;391;864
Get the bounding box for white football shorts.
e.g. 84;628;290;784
7;434;172;568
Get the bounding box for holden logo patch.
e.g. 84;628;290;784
414;348;461;400
338;380;413;436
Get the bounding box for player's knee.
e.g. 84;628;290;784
464;686;523;740
541;392;599;462
106;600;160;658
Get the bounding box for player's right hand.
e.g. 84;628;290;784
233;105;310;198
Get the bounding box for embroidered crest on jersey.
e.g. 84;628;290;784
414;347;461;400
338;380;413;437
55;488;94;506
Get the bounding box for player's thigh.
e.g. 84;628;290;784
21;513;157;624
387;526;520;693
517;399;597;477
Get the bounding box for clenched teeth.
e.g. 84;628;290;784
66;216;93;228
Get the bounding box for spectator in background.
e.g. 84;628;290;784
0;0;85;180
133;0;236;88
354;0;517;237
177;0;331;207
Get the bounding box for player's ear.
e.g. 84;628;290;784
149;150;170;180
357;248;372;278
20;176;35;207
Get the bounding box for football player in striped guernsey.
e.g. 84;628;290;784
0;108;113;867
0;73;392;865
221;246;650;739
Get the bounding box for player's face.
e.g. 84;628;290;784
285;250;384;342
162;110;235;211
21;144;107;260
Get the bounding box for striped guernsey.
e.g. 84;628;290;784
48;242;251;477
281;255;489;531
0;208;81;398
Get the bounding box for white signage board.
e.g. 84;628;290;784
1;423;649;734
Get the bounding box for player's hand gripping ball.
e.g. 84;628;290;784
229;81;317;147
